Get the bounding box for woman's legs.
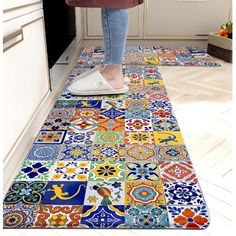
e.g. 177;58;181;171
100;8;129;89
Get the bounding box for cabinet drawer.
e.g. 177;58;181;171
3;0;41;12
3;9;51;159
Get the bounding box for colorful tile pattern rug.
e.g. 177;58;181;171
78;46;220;67
3;62;210;229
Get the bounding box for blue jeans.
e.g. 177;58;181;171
101;8;129;65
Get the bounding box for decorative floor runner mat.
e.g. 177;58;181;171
3;63;210;229
78;46;220;67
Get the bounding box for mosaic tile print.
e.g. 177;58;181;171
88;161;125;182
3;204;38;228
167;205;210;229
26;144;61;161
125;181;166;206
15;160;54;181
77;46;220;67
84;181;125;205
34;205;83;228
58;144;92;161
125;205;169;228
49;161;90;181
80;205;125;228
3;62;209;229
91;144;125;162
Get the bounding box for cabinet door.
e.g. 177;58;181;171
3;10;51;159
144;0;231;39
84;6;144;39
75;8;83;43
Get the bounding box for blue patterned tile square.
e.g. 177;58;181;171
125;205;169;228
127;92;145;100
167;205;210;229
80;205;125;228
125;162;160;182
26;144;61;161
64;131;95;146
163;182;205;205
4;181;47;205
91;144;125;162
156;145;190;162
76;100;102;109
99;108;125;119
152;118;180;131
125;108;151;119
41;181;87;205
149;100;173;112
34;130;67;144
3;204;38;228
58;144;92;161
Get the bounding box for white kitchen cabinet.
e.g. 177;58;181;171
144;0;231;39
82;0;231;40
3;9;51;159
83;5;144;39
3;0;43;22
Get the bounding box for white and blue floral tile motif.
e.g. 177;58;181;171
41;181;87;205
80;205;125;228
64;131;95;146
15;160;54;181
42;118;70;131
49;161;90;181
26;144;61;161
163;182;205;205
125;205;169;228
3;204;38;229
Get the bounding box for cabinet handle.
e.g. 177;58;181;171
3;28;23;52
